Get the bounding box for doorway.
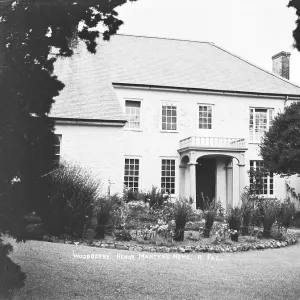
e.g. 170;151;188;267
196;157;216;209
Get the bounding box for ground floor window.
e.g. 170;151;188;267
161;159;175;194
124;158;140;191
249;160;273;195
54;134;62;165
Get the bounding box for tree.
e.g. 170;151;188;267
288;0;300;51
259;101;300;177
0;0;137;236
0;0;137;295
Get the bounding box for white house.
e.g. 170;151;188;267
51;34;300;210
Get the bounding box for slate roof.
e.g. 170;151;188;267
51;34;300;120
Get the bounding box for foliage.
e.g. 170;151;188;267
40;160;102;238
269;227;288;241
203;197;217;238
144;186;169;208
227;207;242;231
276;199;295;230
260;101;300;176
113;229;132;241
173;198;193;241
123;186;169;208
188;209;204;222
0;1;137;295
261;199;281;238
292;211;300;228
227;206;242;241
248;167;271;196
288;0;300;51
0;0;138;239
240;189;255;235
0;237;26;298
123;187;144;202
149;202;175;225
96;194;129;239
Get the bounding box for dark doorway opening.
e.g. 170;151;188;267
196;157;216;210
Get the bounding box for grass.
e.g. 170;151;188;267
6;236;300;300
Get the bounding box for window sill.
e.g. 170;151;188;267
160;130;179;133
125;128;143;132
248;141;261;145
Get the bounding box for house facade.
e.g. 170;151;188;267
51;35;300;210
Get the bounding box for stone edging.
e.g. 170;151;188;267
44;235;298;254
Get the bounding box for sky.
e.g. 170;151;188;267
114;0;300;86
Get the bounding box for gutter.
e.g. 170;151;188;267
52;117;127;127
113;82;300;100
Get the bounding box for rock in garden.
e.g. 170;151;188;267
179;247;186;253
116;244;129;250
185;246;192;253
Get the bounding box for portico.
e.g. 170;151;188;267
178;136;247;210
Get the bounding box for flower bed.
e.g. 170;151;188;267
42;232;298;254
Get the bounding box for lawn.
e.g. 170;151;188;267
6;237;300;300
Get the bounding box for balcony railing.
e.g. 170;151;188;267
179;136;247;151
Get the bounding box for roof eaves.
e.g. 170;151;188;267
52;117;127;124
113;82;300;99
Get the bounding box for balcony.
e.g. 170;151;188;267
179;136;247;152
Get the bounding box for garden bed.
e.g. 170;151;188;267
41;230;299;254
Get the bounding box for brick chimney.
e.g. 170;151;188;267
272;51;291;80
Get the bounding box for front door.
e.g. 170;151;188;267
196;158;216;209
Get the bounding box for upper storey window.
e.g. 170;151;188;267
199;105;213;129
125;100;141;129
162;102;177;131
249;108;273;142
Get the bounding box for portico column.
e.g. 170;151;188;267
188;162;197;210
237;163;246;207
179;165;186;198
226;160;233;209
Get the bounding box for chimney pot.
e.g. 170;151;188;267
272;51;291;80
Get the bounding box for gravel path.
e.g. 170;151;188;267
6;238;300;300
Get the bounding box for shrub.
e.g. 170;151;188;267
0;237;26;298
277;199;295;230
293;211;300;228
41;160;102;238
227;207;242;241
262;198;281;238
227;207;242;231
96;194;129;239
123;187;144;202
173;198;193;241
215;200;225;222
270;227;287;241
251;198;264;227
113;229;132;241
145;186;169;208
240;190;254;235
203;197;217;238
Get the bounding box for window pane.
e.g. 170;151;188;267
249;160;273;196
250;108;274;142
125;100;141;129
199;105;212;129
162;103;177;131
161;159;176;194
124;158;139;192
